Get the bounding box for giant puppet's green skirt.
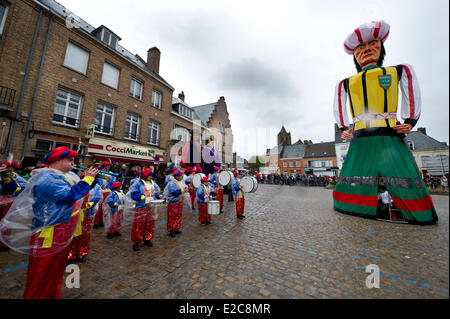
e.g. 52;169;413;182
333;135;438;225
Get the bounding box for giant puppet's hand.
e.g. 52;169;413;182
341;129;354;140
393;123;412;134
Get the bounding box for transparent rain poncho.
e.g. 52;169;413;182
0;168;85;257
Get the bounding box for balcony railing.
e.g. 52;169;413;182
0;86;16;109
52;114;80;128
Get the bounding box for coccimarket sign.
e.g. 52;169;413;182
87;137;158;161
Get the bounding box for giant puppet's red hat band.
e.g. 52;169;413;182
44;146;77;164
344;20;390;55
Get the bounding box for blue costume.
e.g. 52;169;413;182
196;184;215;204
166;179;184;204
85;183;102;217
31;170;93;230
209;173;219;188
106;190;125;215
131;179;162;209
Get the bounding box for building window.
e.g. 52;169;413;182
407;142;414;150
289;161;294;168
101;29;117;48
296;160;300;167
52;88;82;127
0;1;8;36
152;90;161;109
63;42;89;75
101;62;120;89
125;113;140;141
148;121;160;145
283;161;287;168
130;78;143;100
174;124;191;142
95;102;115;135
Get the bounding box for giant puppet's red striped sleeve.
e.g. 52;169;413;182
333;80;349;128
399;64;421;121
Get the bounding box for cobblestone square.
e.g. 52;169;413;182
0;185;448;299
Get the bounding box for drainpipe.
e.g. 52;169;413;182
7;9;43;157
21;14;54;160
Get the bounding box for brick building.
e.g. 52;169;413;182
0;0;174;166
191;96;234;168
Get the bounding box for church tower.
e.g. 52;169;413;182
277;125;292;146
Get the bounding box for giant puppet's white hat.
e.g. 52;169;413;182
344;20;390;54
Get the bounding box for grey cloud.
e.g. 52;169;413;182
214;58;299;98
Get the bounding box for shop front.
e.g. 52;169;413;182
87;137;165;167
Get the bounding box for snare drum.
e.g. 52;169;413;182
150;199;166;208
240;176;258;193
218;171;233;186
207;200;220;215
193;173;206;188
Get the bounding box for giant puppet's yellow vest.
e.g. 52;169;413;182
345;66;401;131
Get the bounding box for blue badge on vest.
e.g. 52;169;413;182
378;75;392;90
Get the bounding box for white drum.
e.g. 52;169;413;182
207;200;220;215
240;176;258;193
193;173;206;188
218;171;233;186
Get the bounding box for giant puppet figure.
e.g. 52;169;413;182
332;20;438;225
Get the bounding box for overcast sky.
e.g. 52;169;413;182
57;0;449;159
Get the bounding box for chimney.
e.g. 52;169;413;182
178;91;185;102
417;127;427;135
147;47;160;74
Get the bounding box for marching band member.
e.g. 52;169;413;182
183;166;196;209
166;170;187;237
165;163;176;186
93;161;115;229
67;174;102;263
209;166;224;214
1;161;27;195
233;171;246;219
23;146;98;299
130;168;163;251
196;176;216;225
105;182;124;239
333;20;438;224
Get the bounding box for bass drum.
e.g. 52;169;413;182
240;176;258;193
218;171;233;186
192;173;206;188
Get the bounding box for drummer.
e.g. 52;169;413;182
165;163;176;186
232;171;246;219
183;166;196;209
196;176;216;225
130;168;163;251
166;170;187;237
105;182;124;239
209;166;224;214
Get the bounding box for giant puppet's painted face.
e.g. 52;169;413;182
354;38;381;69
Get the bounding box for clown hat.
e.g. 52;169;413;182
344;20;390;54
184;166;194;174
201;176;209;182
141;168;153;178
4;161;20;169
44;146;77;164
110;181;123;189
173;170;184;177
214;166;220;172
100;161;112;169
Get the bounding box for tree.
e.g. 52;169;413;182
247;155;265;170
